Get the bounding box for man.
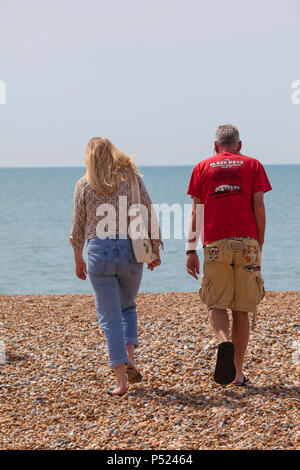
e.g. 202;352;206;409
186;125;272;386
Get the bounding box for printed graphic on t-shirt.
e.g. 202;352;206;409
209;158;244;169
211;163;243;198
213;184;242;196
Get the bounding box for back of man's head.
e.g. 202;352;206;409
215;124;241;152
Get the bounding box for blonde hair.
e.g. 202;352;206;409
85;137;139;195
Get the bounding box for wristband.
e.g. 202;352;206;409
186;250;197;255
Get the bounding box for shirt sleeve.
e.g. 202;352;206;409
252;161;272;194
138;175;164;252
69;180;86;250
187;164;202;199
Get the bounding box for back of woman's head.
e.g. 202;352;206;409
85;137;139;195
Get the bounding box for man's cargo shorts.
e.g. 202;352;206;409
199;237;265;314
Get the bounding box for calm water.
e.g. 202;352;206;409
0;165;299;294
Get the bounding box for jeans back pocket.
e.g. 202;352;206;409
87;250;108;276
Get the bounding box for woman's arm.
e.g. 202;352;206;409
73;247;87;280
69;180;87;279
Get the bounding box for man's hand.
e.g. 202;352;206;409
75;258;87;280
186;252;200;280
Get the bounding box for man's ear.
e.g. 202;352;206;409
214;141;219;153
238;141;242;152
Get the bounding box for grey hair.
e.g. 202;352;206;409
215;124;240;149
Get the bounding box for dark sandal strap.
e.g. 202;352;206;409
234;375;249;386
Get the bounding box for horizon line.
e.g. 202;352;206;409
0;163;299;169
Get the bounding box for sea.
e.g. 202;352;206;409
0;165;299;295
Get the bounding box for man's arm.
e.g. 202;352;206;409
186;197;202;279
253;191;266;252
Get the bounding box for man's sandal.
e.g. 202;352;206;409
214;341;236;385
234;375;249;386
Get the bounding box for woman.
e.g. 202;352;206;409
69;137;162;396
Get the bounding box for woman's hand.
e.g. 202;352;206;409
74;249;87;280
147;250;161;271
75;258;87;280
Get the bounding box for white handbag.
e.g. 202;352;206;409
128;169;158;264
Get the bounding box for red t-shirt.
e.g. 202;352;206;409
187;152;272;245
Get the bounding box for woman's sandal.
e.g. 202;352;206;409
126;367;143;384
107;389;127;397
234;375;249;386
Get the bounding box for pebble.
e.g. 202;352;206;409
0;291;299;450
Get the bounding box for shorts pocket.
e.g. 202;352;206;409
87;250;108;275
199;275;213;306
247;272;265;305
256;273;265;302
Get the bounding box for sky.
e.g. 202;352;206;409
0;0;300;167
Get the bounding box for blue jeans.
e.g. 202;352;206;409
87;236;143;369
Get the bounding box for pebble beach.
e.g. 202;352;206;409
0;291;299;450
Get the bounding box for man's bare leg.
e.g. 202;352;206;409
231;310;250;383
209;308;230;343
209;308;236;384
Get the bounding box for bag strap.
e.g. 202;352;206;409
128;168;142;242
129;168;141;205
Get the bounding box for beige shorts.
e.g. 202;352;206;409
199;237;265;313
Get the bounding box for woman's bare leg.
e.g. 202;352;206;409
126;344;140;372
110;363;127;395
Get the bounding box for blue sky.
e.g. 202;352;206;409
0;0;300;166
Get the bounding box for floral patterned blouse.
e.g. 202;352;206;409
69;173;163;252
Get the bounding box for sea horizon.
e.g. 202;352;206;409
1;165;299;294
0;163;299;169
